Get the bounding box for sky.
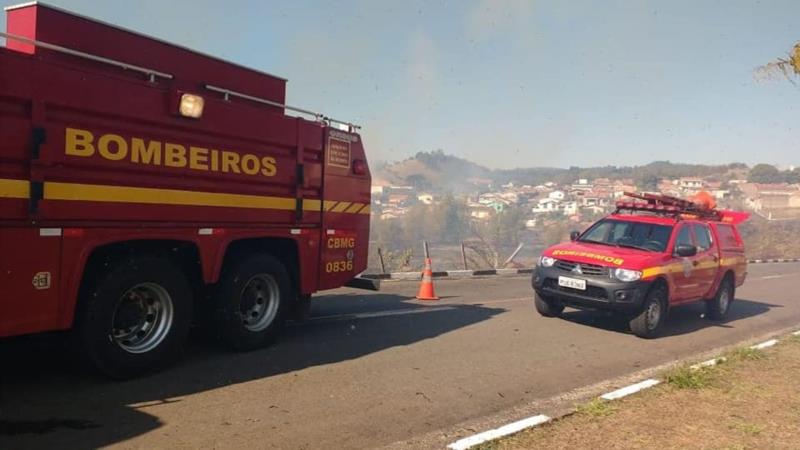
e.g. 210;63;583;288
2;0;799;169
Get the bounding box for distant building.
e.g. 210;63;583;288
417;193;434;205
581;205;605;215
678;178;704;190
548;190;565;200
468;203;494;220
562;201;578;216
532;198;560;214
711;189;730;200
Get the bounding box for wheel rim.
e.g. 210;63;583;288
240;274;280;332
646;300;661;330
112;282;174;354
719;287;730;313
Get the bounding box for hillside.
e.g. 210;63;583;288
373;151;748;193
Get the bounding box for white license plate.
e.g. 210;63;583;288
558;276;586;291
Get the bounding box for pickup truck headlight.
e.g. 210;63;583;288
539;256;556;267
613;268;642;282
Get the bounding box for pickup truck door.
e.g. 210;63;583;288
669;223;704;302
692;223;720;299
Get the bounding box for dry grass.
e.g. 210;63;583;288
483;338;800;449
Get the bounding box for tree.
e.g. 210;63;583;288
635;173;660;191
748;164;782;183
430;194;469;244
468;206;525;268
754;43;800;84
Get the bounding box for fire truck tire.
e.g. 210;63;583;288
77;256;193;379
215;254;291;351
534;293;564;317
629;286;667;339
706;277;734;321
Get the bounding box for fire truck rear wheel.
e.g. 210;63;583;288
77;256;193;379
534;292;564;317
629;285;667;339
215;254;291;351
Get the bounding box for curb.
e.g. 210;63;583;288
746;258;800;264
363;258;798;281
361;268;534;281
446;326;800;450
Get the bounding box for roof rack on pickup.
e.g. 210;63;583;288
614;191;722;221
1;30;361;132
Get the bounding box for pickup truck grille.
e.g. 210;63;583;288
554;260;608;276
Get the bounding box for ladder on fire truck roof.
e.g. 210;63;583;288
614;191;722;221
0;30;361;132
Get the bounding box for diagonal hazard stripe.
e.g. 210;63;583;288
345;202;364;213
331;202;352;213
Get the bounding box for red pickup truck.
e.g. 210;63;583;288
532;192;749;338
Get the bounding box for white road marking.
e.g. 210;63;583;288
760;275;785;280
751;339;779;350
309;306;456;322
600;379;661;401
447;414;551;450
690;357;726;370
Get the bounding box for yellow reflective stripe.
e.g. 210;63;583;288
0;178;29;199
721;256;745;266
45;182;298;210
358;204;371;214
345;203;364;214
14;179;367;214
642;260;726;279
331;202;351;213
696;261;719;270
641;267;664;278
302;199;322;211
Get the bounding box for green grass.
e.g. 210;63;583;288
575;398;617;418
664;365;716;389
726;346;767;362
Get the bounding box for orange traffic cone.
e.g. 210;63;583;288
416;258;439;301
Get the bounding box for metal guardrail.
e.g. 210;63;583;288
1;31;361;131
1;31;173;82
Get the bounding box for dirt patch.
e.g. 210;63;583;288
481;336;800;449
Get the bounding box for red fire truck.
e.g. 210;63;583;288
0;3;372;378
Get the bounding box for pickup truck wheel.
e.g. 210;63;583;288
706;277;734;321
534;293;564;317
215;254;291;351
77;257;193;379
629;286;666;339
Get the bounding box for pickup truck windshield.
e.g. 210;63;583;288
579;219;673;252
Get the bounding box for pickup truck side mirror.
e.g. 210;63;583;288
570;231;580;241
675;244;697;257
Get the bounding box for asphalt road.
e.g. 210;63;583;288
1;263;799;449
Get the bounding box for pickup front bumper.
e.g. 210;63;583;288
532;265;652;314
